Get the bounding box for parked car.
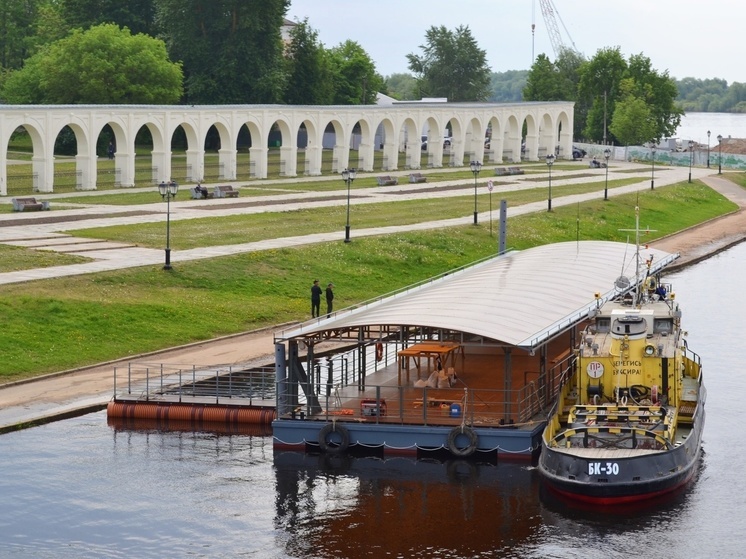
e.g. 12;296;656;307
572;146;586;159
484;137;491;149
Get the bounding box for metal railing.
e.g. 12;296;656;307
113;362;276;405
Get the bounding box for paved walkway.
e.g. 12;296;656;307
0;161;744;432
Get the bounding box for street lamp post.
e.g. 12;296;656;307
341;167;356;242
717;134;723;174
546;153;555;211
157;180;179;270
470;160;482;224
603;147;611;200
650;143;656;190
707;130;711;168
688;140;694;183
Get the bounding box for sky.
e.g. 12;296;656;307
287;0;744;85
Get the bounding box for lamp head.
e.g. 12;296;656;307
158;182;167;196
349;168;357;180
545;153;555;166
603;148;611;159
341;168;349;182
470;160;482;173
717;134;723;143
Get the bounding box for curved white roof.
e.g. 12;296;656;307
279;241;677;349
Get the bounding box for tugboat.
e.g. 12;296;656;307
538;214;706;505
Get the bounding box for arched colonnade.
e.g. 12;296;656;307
0;101;574;194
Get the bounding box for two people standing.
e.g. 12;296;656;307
311;279;334;318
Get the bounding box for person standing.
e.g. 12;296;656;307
311;279;322;317
325;283;334;317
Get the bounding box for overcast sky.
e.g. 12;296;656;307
287;0;743;84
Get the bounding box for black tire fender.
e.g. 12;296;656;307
318;423;350;454
447;426;478;457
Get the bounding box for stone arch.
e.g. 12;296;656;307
463;117;485;166
270;118;294;178
241;119;263;179
298;119;320;176
376;117;398;172
3;123;46;195
539;112;554;159
522;114;538;161
485;115;503;163
399;117;419;169
349;118;374;172
556;111;573;160
92;121;129;188
324;119;344;174
445;116;464;167
49;121;89;192
503;115;521;163
421;116;444;168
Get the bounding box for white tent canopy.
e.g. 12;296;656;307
277;241;678;349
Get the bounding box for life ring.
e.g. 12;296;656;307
318;423;350;454
447;426;478;457
375;342;384;362
643;276;657;291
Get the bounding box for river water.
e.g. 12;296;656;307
1;243;745;558
676;111;746;145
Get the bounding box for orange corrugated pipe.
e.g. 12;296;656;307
107;402;276;426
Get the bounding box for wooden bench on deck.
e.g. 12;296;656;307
376;175;398;186
12;197;49;212
213;185;239;198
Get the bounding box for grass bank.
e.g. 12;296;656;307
0;181;736;383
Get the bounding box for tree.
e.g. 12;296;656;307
327;40;384;105
625;53;681;140
578;47;627;142
60;0;157;36
155;0;289;104
523;54;562;101
609;80;656;146
0;0;50;71
385;73;418;101
284;18;334;105
1;23;182;104
407;25;491;102
489;70;527;102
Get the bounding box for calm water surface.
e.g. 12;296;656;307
2;244;746;558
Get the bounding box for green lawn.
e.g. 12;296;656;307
0;179;736;383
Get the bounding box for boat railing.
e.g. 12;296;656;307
293;382;545;428
549;424;673;451
113;362;276;405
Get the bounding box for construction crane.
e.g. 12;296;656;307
532;0;579;61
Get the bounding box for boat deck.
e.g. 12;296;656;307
305;351;556;431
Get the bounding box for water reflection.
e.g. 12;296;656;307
274;451;542;559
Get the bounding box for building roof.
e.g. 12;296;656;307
277;241;678;349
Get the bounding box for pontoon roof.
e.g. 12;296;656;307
276;241;677;349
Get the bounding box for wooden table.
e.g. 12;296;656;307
397;342;462;386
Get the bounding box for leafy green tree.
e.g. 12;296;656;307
385;73;419;101
609;80;656;145
489;70;527;102
155;0;289;104
328;40;385;105
578;47;627;142
284;18;334;105
0;0;50;70
523;54;562;101
1;23;182;104
61;0;157;36
407;25;491;101
625;53;682;140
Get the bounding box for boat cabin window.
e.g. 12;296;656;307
595;317;611;333
612;316;647;336
654;318;673;334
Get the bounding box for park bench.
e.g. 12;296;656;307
12;197;49;212
376;175;398;186
507;166;524;175
213;185;239;198
408;173;427;183
494;167;510;176
190;186;214;199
